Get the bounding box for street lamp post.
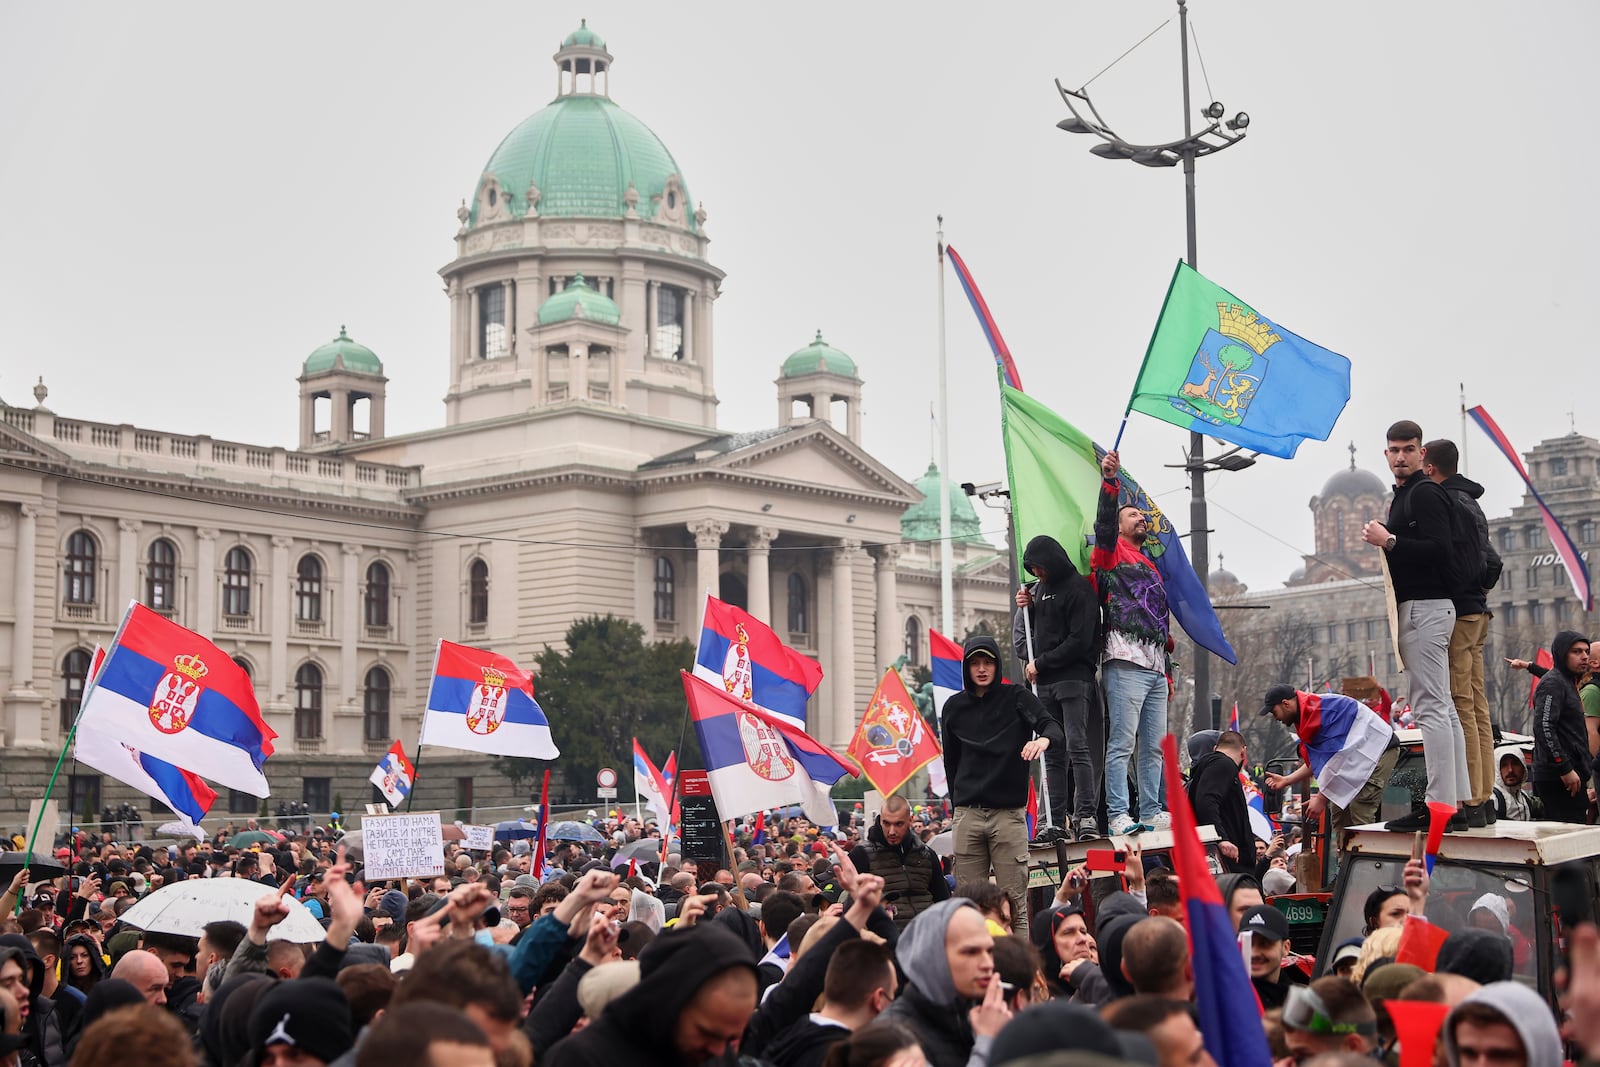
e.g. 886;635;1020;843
1055;0;1251;734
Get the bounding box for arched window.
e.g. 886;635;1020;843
60;649;92;733
365;561;391;628
146;539;177;611
653;557;675;621
296;555;323;622
363;667;391;742
787;573;808;636
64;531;97;605
231;655;254;679
904;615;923;666
468;559;489;625
223;548;252;617
294;663;323;740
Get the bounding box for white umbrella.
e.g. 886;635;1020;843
155;821;208;841
929;830;954;858
120;878;326;943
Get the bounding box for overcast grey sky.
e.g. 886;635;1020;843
2;3;1594;594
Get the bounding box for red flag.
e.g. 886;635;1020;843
751;810;766;845
1025;779;1038;839
1529;647;1553;708
846;669;943;796
531;769;551;878
626;858;637;881
1394;914;1451;970
1386;1000;1450;1067
1424;801;1455;874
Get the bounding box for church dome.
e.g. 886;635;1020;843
781;332;858;379
466;25;696;231
537;274;621;326
901;461;990;546
1320;446;1387;500
303;326;381;376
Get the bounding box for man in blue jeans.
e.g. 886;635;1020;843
1093;449;1171;836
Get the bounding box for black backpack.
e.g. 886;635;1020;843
1427;481;1487;598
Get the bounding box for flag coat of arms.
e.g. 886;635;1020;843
847;669;943;797
683;670;858;826
694;595;823;728
77;603;276;797
633;739;673;823
370;741;416;807
1129;261;1351;459
423;641;559;759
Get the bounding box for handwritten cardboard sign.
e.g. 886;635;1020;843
360;812;446;880
460;824;495;852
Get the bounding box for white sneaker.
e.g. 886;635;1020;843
1146;812;1173;830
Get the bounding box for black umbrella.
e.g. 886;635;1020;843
0;851;67;880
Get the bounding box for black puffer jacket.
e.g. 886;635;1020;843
1018;535;1100;684
1531;630;1592;784
848;817;949;930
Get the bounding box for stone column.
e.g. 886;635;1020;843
9;504;38;693
634;533;655;636
269;536;292;702
117;519;141;609
503;279;515;356
846;398;861;443
874;545;900;672
195;528;217;635
645;281;656;358
468;287;480;360
830;541;862;748
683;292;695;361
330;387;351;442
746;527;777;627
689;519;727;601
341;544;361;700
571;342;589;400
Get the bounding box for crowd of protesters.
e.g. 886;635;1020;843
0;797;1597;1067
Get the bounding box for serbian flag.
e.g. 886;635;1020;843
751;810;767;845
1470;405;1591;609
1528;648;1553;708
847;670;944;797
944;244;1023;391
694;596;823;728
925;629;966;798
77;603;276;796
1228;702;1241;733
1239;770;1275;843
683;671;858;825
423;640;559;759
634;739;672;823
1162;734;1273;1067
530;768;551;879
369;741;415;807
1025;779;1039;839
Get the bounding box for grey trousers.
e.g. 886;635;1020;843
1398;598;1469;806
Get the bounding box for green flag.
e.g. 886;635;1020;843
999;382;1102;575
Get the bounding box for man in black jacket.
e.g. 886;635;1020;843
1426;439;1504;827
943;634;1064;941
1186;730;1255;874
848;795;948;931
1531;630;1593;823
1364;420;1470;831
1014;534;1103;843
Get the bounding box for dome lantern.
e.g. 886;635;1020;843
554;19;613;98
776;331;863;443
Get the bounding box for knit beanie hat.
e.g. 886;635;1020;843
248;977;354;1064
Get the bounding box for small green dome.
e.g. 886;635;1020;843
562;19;606;49
537;274;621;326
781;331;858;379
901;461;991;546
303;326;382;376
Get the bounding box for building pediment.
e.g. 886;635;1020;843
0;415;71;466
640;423;917;503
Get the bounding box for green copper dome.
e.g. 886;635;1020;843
901;461;991;546
562;19;605;48
781;331;858;379
303;326;382;376
537;274;621;326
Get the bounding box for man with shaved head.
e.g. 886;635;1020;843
1120;917;1193;999
110;950;169;1007
848;794;949;930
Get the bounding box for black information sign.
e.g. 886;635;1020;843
678;770;725;873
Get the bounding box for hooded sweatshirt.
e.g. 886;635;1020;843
1091;474;1169;670
1439;472;1502;615
1441;981;1561;1067
543;923;759;1067
0;936;63;1067
1530;630;1591;783
879;899;983;1067
1018;535;1100;685
60;934;105;999
941;635;1065;810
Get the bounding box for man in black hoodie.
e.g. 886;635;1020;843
1426;438;1504;827
1530;630;1593;823
942;634;1064;941
1014;534;1103;843
1186;730;1255;874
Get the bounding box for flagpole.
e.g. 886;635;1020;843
407;639;444;812
1459;382;1468;475
936;217;954;638
1011;497;1054;832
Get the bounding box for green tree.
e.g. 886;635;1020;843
493;616;695;802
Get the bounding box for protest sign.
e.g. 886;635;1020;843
360;812;446;880
460;824;494;852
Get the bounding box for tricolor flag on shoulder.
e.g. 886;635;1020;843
1292;690;1394;810
633;739;672;824
1162;734;1274;1067
369;740;415;808
695;595;823;728
683;670;858;826
77;603;276;797
423;640;559;759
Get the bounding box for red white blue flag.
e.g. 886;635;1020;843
683;670;858;825
751;810;767;845
944;244;1024;391
694;595;823;728
369;740;415;807
633;738;672;824
1162;734;1274;1067
423;640;559;759
1025;779;1038;839
925;629;966;798
1228;701;1241;733
531;768;552;879
77;603;276;797
1469;405;1591;610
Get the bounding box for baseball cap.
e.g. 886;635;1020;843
1330;937;1364;969
1259;684;1298;716
963;645;997;662
1239;904;1290;943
